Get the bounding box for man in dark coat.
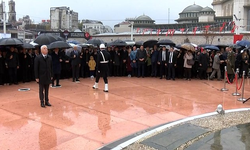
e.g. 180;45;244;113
151;45;159;77
136;45;147;78
70;45;81;82
166;47;177;80
5;46;19;85
120;46;128;76
226;46;236;82
19;48;31;83
0;50;4;85
198;49;210;80
158;46;167;79
34;45;53;108
61;49;71;79
93;44;111;92
51;48;62;87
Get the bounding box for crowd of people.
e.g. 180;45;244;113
0;43;249;86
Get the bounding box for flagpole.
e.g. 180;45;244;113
3;0;6;34
130;21;134;41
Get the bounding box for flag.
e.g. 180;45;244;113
166;29;171;36
157;29;161;36
180;28;185;33
142;29;145;35
136;28;140;33
219;22;226;32
171;29;175;36
150;29;152;35
205;25;210;32
231;22;236;33
193;27;197;35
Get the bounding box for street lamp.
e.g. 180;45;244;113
130;21;134;41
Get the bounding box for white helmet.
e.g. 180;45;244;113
99;44;106;49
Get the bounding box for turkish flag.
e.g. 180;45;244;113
220;22;226;32
193;27;198;35
205;25;210;32
233;35;243;44
157;29;161;36
180;28;185;33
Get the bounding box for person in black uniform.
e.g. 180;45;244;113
93;44;111;92
34;45;53;108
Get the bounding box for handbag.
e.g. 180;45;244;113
187;59;195;65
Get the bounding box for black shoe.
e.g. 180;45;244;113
76;79;80;82
56;84;61;87
45;102;51;106
160;77;162;79
41;103;45;108
103;90;108;92
172;78;175;81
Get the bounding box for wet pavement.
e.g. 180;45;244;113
0;77;250;150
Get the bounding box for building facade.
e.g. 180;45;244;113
81;19;113;35
50;7;78;31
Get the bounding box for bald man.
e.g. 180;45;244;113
34;45;53;107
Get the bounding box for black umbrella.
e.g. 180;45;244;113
198;44;211;48
143;39;158;47
48;41;71;49
87;39;104;46
157;39;176;46
135;41;144;47
34;33;57;45
56;36;66;42
0;38;23;46
109;39;127;47
22;43;35;49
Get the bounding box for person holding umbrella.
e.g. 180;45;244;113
93;44;111;92
70;45;81;82
34;45;53;108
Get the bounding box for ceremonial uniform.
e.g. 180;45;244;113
93;44;111;92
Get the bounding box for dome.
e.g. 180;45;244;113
136;14;153;21
182;4;203;13
201;6;214;12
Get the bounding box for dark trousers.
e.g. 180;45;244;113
185;68;192;79
90;70;95;77
39;84;49;103
121;63;126;76
72;65;79;81
80;64;86;78
151;62;157;77
113;65;120;76
0;73;3;85
22;67;28;82
168;63;175;79
96;64;108;84
137;62;145;77
160;61;167;78
132;67;137;77
199;68;207;79
8;67;17;84
52;73;60;85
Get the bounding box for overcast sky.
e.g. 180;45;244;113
13;0;213;28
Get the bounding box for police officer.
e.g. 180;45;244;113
93;44;111;92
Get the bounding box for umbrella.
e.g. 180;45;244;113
87;39;104;46
198;44;211;48
0;38;23;46
48;41;71;49
204;45;220;51
79;43;93;48
181;43;195;51
157;39;176;46
143;39;158;47
34;33;57;45
124;40;135;46
22;43;35;49
30;41;39;46
109;39;127;47
56;36;66;42
135;41;144;47
236;40;250;47
67;40;80;45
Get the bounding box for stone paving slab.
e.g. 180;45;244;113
141;123;209;150
186;123;250;150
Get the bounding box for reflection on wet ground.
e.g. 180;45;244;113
0;77;249;149
186;123;250;150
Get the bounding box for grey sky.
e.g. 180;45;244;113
14;0;213;28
